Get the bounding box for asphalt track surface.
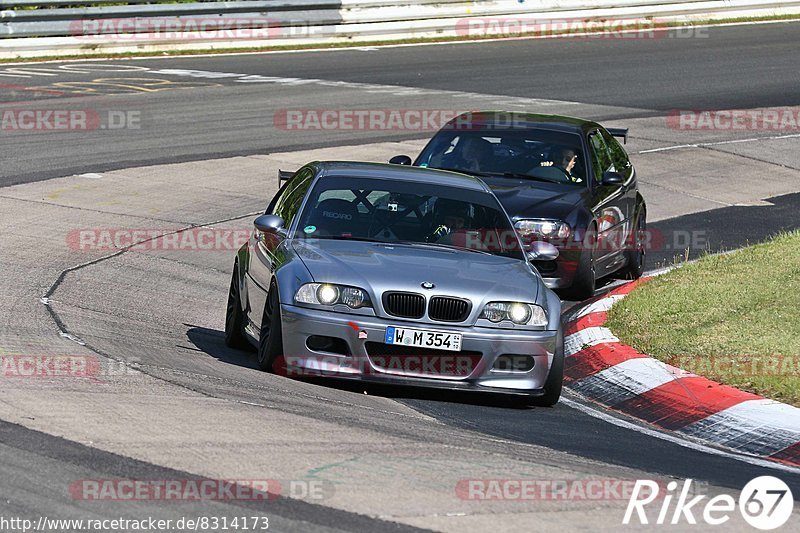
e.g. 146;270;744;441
0;420;424;533
2;21;799;185
2;21;800;531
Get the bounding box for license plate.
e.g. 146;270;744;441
384;326;462;352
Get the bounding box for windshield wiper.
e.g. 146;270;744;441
480;171;558;184
314;235;387;243
315;235;501;256
429;166;491;177
431;167;560;184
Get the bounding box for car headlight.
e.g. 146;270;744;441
295;283;371;309
479;302;547;326
515;219;571;240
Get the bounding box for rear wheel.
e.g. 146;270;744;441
619;208;646;280
224;264;253;351
257;281;284;372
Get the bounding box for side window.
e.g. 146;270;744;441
273;168;314;230
602;130;631;178
266;180;292;214
588;132;613;183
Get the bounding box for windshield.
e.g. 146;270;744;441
295;176;524;259
416;129;587;185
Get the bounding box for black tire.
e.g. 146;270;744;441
256;281;284;372
528;330;564;407
224;264;253;351
563;225;597;301
619;208;646;280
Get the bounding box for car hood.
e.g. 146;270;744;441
481;176;586;220
292;239;541;305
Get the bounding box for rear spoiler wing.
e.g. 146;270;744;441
278;169;295;188
607;127;629;144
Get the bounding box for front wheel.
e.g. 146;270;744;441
563;226;596;301
257;282;284;372
528;331;564;407
225;264;253;351
619;208;646;280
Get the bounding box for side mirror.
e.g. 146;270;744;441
525;241;559;262
389;155;412;165
601;170;624;185
254;214;285;234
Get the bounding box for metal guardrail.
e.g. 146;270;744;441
0;0;798;57
0;0;724;38
1;1;339;38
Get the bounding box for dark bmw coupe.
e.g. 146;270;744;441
390;112;647;300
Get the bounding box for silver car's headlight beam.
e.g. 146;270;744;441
295;283;372;309
479;301;548;327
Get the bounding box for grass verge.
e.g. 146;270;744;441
1;14;800;64
607;231;800;406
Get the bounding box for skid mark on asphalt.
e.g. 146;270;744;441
45;77;222;96
0;64;221;104
0;64;151;79
306;457;363;478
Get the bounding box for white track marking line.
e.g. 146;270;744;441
561;396;800;475
58;331;86;345
151;67;583;107
638;133;800;153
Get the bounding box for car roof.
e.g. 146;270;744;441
442;111;598;134
312;161;490;192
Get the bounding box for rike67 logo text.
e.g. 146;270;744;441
624;477;793;530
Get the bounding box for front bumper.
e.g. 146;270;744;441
279;304;559;395
534;250;580;289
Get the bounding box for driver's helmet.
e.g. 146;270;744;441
458;137;494;171
433;198;471;228
550;146;575;166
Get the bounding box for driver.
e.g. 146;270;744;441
457;136;494;172
542;146;582;183
427;199;470;243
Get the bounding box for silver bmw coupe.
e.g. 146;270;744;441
225;161;564;406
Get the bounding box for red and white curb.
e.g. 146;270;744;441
562;278;800;468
